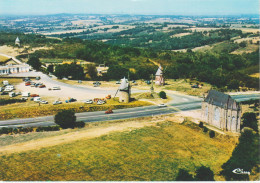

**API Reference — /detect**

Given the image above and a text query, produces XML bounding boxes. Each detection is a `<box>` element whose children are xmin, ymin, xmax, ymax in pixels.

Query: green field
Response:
<box><xmin>0</xmin><ymin>121</ymin><xmax>236</xmax><ymax>181</ymax></box>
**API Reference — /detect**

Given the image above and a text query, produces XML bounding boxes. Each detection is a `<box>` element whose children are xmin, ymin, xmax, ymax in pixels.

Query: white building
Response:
<box><xmin>15</xmin><ymin>37</ymin><xmax>20</xmax><ymax>46</ymax></box>
<box><xmin>0</xmin><ymin>64</ymin><xmax>30</xmax><ymax>75</ymax></box>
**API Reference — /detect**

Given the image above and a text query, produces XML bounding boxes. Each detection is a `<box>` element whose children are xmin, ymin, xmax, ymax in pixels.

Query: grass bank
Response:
<box><xmin>0</xmin><ymin>119</ymin><xmax>236</xmax><ymax>181</ymax></box>
<box><xmin>0</xmin><ymin>99</ymin><xmax>151</xmax><ymax>120</ymax></box>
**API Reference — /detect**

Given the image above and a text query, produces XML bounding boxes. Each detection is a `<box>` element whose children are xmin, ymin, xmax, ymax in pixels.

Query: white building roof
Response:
<box><xmin>15</xmin><ymin>37</ymin><xmax>20</xmax><ymax>43</ymax></box>
<box><xmin>155</xmin><ymin>65</ymin><xmax>163</xmax><ymax>76</ymax></box>
<box><xmin>119</xmin><ymin>77</ymin><xmax>129</xmax><ymax>90</ymax></box>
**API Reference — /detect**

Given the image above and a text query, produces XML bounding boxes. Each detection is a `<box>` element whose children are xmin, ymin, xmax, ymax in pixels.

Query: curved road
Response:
<box><xmin>1</xmin><ymin>71</ymin><xmax>259</xmax><ymax>129</ymax></box>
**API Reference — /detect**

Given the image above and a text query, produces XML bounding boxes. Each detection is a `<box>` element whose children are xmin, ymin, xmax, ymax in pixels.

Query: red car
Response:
<box><xmin>30</xmin><ymin>94</ymin><xmax>39</xmax><ymax>97</ymax></box>
<box><xmin>105</xmin><ymin>109</ymin><xmax>113</xmax><ymax>114</ymax></box>
<box><xmin>25</xmin><ymin>82</ymin><xmax>31</xmax><ymax>86</ymax></box>
<box><xmin>39</xmin><ymin>85</ymin><xmax>46</xmax><ymax>88</ymax></box>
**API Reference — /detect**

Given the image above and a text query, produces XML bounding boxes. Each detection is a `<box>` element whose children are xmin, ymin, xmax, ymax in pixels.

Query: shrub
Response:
<box><xmin>241</xmin><ymin>112</ymin><xmax>258</xmax><ymax>132</ymax></box>
<box><xmin>13</xmin><ymin>128</ymin><xmax>19</xmax><ymax>134</ymax></box>
<box><xmin>209</xmin><ymin>130</ymin><xmax>215</xmax><ymax>138</ymax></box>
<box><xmin>159</xmin><ymin>91</ymin><xmax>167</xmax><ymax>99</ymax></box>
<box><xmin>199</xmin><ymin>121</ymin><xmax>204</xmax><ymax>128</ymax></box>
<box><xmin>221</xmin><ymin>128</ymin><xmax>259</xmax><ymax>181</ymax></box>
<box><xmin>195</xmin><ymin>166</ymin><xmax>215</xmax><ymax>181</ymax></box>
<box><xmin>0</xmin><ymin>127</ymin><xmax>12</xmax><ymax>135</ymax></box>
<box><xmin>175</xmin><ymin>169</ymin><xmax>194</xmax><ymax>181</ymax></box>
<box><xmin>203</xmin><ymin>127</ymin><xmax>208</xmax><ymax>132</ymax></box>
<box><xmin>54</xmin><ymin>110</ymin><xmax>76</xmax><ymax>129</ymax></box>
<box><xmin>75</xmin><ymin>121</ymin><xmax>85</xmax><ymax>128</ymax></box>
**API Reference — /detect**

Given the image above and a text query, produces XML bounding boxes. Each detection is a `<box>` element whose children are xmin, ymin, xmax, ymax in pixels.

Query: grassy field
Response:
<box><xmin>0</xmin><ymin>78</ymin><xmax>23</xmax><ymax>87</ymax></box>
<box><xmin>0</xmin><ymin>120</ymin><xmax>237</xmax><ymax>181</ymax></box>
<box><xmin>57</xmin><ymin>78</ymin><xmax>212</xmax><ymax>97</ymax></box>
<box><xmin>0</xmin><ymin>55</ymin><xmax>10</xmax><ymax>63</ymax></box>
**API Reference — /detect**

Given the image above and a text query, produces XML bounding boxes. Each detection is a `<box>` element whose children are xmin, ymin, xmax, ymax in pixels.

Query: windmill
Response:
<box><xmin>155</xmin><ymin>64</ymin><xmax>168</xmax><ymax>86</ymax></box>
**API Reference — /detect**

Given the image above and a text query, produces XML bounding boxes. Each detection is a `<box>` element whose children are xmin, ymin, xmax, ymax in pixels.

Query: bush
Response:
<box><xmin>175</xmin><ymin>169</ymin><xmax>194</xmax><ymax>181</ymax></box>
<box><xmin>54</xmin><ymin>110</ymin><xmax>76</xmax><ymax>129</ymax></box>
<box><xmin>203</xmin><ymin>127</ymin><xmax>208</xmax><ymax>132</ymax></box>
<box><xmin>75</xmin><ymin>121</ymin><xmax>85</xmax><ymax>128</ymax></box>
<box><xmin>241</xmin><ymin>112</ymin><xmax>258</xmax><ymax>132</ymax></box>
<box><xmin>221</xmin><ymin>128</ymin><xmax>259</xmax><ymax>180</ymax></box>
<box><xmin>199</xmin><ymin>121</ymin><xmax>204</xmax><ymax>128</ymax></box>
<box><xmin>209</xmin><ymin>130</ymin><xmax>215</xmax><ymax>138</ymax></box>
<box><xmin>0</xmin><ymin>127</ymin><xmax>12</xmax><ymax>135</ymax></box>
<box><xmin>195</xmin><ymin>166</ymin><xmax>215</xmax><ymax>181</ymax></box>
<box><xmin>159</xmin><ymin>91</ymin><xmax>167</xmax><ymax>99</ymax></box>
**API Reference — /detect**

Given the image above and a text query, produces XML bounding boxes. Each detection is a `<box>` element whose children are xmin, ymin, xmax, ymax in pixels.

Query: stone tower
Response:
<box><xmin>15</xmin><ymin>37</ymin><xmax>20</xmax><ymax>46</ymax></box>
<box><xmin>118</xmin><ymin>77</ymin><xmax>130</xmax><ymax>103</ymax></box>
<box><xmin>155</xmin><ymin>65</ymin><xmax>164</xmax><ymax>86</ymax></box>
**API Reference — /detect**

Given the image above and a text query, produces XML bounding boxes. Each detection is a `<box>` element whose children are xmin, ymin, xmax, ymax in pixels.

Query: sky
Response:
<box><xmin>0</xmin><ymin>0</ymin><xmax>259</xmax><ymax>16</ymax></box>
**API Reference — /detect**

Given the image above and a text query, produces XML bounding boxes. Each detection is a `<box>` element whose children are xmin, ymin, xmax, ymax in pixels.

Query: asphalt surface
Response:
<box><xmin>0</xmin><ymin>93</ymin><xmax>259</xmax><ymax>129</ymax></box>
<box><xmin>1</xmin><ymin>71</ymin><xmax>259</xmax><ymax>129</ymax></box>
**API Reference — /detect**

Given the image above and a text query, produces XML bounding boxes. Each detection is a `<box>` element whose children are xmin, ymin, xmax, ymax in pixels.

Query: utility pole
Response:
<box><xmin>150</xmin><ymin>74</ymin><xmax>154</xmax><ymax>93</ymax></box>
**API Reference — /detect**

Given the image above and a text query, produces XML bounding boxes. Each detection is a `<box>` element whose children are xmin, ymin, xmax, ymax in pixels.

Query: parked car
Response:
<box><xmin>158</xmin><ymin>104</ymin><xmax>167</xmax><ymax>107</ymax></box>
<box><xmin>105</xmin><ymin>109</ymin><xmax>113</xmax><ymax>114</ymax></box>
<box><xmin>35</xmin><ymin>76</ymin><xmax>41</xmax><ymax>80</ymax></box>
<box><xmin>33</xmin><ymin>97</ymin><xmax>41</xmax><ymax>102</ymax></box>
<box><xmin>20</xmin><ymin>97</ymin><xmax>28</xmax><ymax>101</ymax></box>
<box><xmin>40</xmin><ymin>100</ymin><xmax>48</xmax><ymax>104</ymax></box>
<box><xmin>116</xmin><ymin>81</ymin><xmax>121</xmax><ymax>84</ymax></box>
<box><xmin>53</xmin><ymin>100</ymin><xmax>62</xmax><ymax>105</ymax></box>
<box><xmin>191</xmin><ymin>85</ymin><xmax>199</xmax><ymax>88</ymax></box>
<box><xmin>106</xmin><ymin>95</ymin><xmax>111</xmax><ymax>99</ymax></box>
<box><xmin>30</xmin><ymin>94</ymin><xmax>39</xmax><ymax>97</ymax></box>
<box><xmin>84</xmin><ymin>99</ymin><xmax>93</xmax><ymax>104</ymax></box>
<box><xmin>25</xmin><ymin>82</ymin><xmax>31</xmax><ymax>86</ymax></box>
<box><xmin>3</xmin><ymin>80</ymin><xmax>9</xmax><ymax>86</ymax></box>
<box><xmin>52</xmin><ymin>86</ymin><xmax>61</xmax><ymax>90</ymax></box>
<box><xmin>1</xmin><ymin>92</ymin><xmax>8</xmax><ymax>95</ymax></box>
<box><xmin>9</xmin><ymin>92</ymin><xmax>16</xmax><ymax>97</ymax></box>
<box><xmin>132</xmin><ymin>80</ymin><xmax>136</xmax><ymax>83</ymax></box>
<box><xmin>23</xmin><ymin>77</ymin><xmax>30</xmax><ymax>82</ymax></box>
<box><xmin>97</xmin><ymin>100</ymin><xmax>105</xmax><ymax>105</ymax></box>
<box><xmin>22</xmin><ymin>92</ymin><xmax>30</xmax><ymax>97</ymax></box>
<box><xmin>65</xmin><ymin>98</ymin><xmax>77</xmax><ymax>103</ymax></box>
<box><xmin>39</xmin><ymin>85</ymin><xmax>46</xmax><ymax>88</ymax></box>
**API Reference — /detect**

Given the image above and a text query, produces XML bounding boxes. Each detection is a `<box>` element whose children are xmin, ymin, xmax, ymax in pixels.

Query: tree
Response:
<box><xmin>241</xmin><ymin>112</ymin><xmax>258</xmax><ymax>132</ymax></box>
<box><xmin>85</xmin><ymin>64</ymin><xmax>97</xmax><ymax>80</ymax></box>
<box><xmin>209</xmin><ymin>130</ymin><xmax>215</xmax><ymax>138</ymax></box>
<box><xmin>54</xmin><ymin>63</ymin><xmax>85</xmax><ymax>80</ymax></box>
<box><xmin>221</xmin><ymin>128</ymin><xmax>259</xmax><ymax>181</ymax></box>
<box><xmin>159</xmin><ymin>91</ymin><xmax>167</xmax><ymax>99</ymax></box>
<box><xmin>195</xmin><ymin>166</ymin><xmax>215</xmax><ymax>181</ymax></box>
<box><xmin>228</xmin><ymin>79</ymin><xmax>240</xmax><ymax>90</ymax></box>
<box><xmin>47</xmin><ymin>64</ymin><xmax>54</xmax><ymax>73</ymax></box>
<box><xmin>175</xmin><ymin>169</ymin><xmax>194</xmax><ymax>181</ymax></box>
<box><xmin>27</xmin><ymin>56</ymin><xmax>41</xmax><ymax>71</ymax></box>
<box><xmin>54</xmin><ymin>110</ymin><xmax>76</xmax><ymax>129</ymax></box>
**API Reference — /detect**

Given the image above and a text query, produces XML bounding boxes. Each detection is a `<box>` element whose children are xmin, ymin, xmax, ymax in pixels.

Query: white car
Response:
<box><xmin>158</xmin><ymin>104</ymin><xmax>167</xmax><ymax>107</ymax></box>
<box><xmin>53</xmin><ymin>100</ymin><xmax>62</xmax><ymax>105</ymax></box>
<box><xmin>40</xmin><ymin>100</ymin><xmax>48</xmax><ymax>104</ymax></box>
<box><xmin>52</xmin><ymin>86</ymin><xmax>61</xmax><ymax>90</ymax></box>
<box><xmin>84</xmin><ymin>99</ymin><xmax>93</xmax><ymax>104</ymax></box>
<box><xmin>97</xmin><ymin>100</ymin><xmax>105</xmax><ymax>105</ymax></box>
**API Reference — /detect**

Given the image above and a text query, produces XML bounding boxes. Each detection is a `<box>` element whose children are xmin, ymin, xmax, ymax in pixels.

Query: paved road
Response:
<box><xmin>0</xmin><ymin>93</ymin><xmax>259</xmax><ymax>129</ymax></box>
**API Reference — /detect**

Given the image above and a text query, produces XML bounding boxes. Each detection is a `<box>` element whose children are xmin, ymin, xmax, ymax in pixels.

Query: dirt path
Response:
<box><xmin>0</xmin><ymin>120</ymin><xmax>159</xmax><ymax>155</ymax></box>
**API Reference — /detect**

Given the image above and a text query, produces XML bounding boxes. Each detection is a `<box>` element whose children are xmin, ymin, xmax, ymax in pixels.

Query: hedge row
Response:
<box><xmin>0</xmin><ymin>99</ymin><xmax>26</xmax><ymax>106</ymax></box>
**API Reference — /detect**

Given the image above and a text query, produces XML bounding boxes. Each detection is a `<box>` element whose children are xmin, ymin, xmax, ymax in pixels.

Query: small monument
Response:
<box><xmin>118</xmin><ymin>77</ymin><xmax>130</xmax><ymax>103</ymax></box>
<box><xmin>155</xmin><ymin>65</ymin><xmax>164</xmax><ymax>85</ymax></box>
<box><xmin>15</xmin><ymin>37</ymin><xmax>20</xmax><ymax>46</ymax></box>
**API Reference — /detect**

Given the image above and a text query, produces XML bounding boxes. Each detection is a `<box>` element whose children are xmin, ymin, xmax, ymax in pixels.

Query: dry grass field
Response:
<box><xmin>0</xmin><ymin>55</ymin><xmax>10</xmax><ymax>63</ymax></box>
<box><xmin>0</xmin><ymin>118</ymin><xmax>237</xmax><ymax>181</ymax></box>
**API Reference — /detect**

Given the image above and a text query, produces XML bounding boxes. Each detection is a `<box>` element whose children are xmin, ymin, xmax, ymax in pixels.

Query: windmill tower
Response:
<box><xmin>15</xmin><ymin>37</ymin><xmax>20</xmax><ymax>46</ymax></box>
<box><xmin>118</xmin><ymin>77</ymin><xmax>130</xmax><ymax>103</ymax></box>
<box><xmin>155</xmin><ymin>65</ymin><xmax>164</xmax><ymax>86</ymax></box>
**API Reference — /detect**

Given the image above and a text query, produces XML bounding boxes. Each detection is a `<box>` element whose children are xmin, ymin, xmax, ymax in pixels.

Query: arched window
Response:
<box><xmin>214</xmin><ymin>107</ymin><xmax>220</xmax><ymax>122</ymax></box>
<box><xmin>205</xmin><ymin>105</ymin><xmax>208</xmax><ymax>117</ymax></box>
